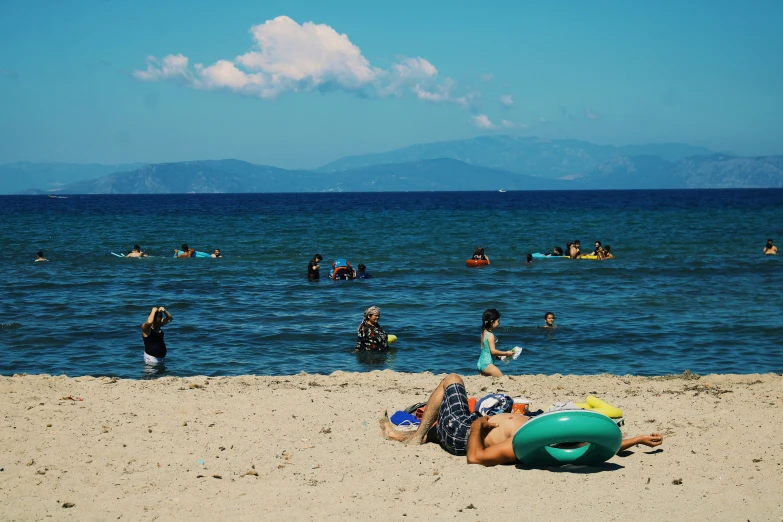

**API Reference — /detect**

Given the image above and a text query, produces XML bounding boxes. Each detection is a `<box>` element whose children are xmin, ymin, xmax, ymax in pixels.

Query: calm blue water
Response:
<box><xmin>1</xmin><ymin>190</ymin><xmax>781</xmax><ymax>379</ymax></box>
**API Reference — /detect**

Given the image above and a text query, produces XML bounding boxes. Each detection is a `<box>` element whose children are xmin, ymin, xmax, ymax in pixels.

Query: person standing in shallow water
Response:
<box><xmin>764</xmin><ymin>239</ymin><xmax>777</xmax><ymax>255</ymax></box>
<box><xmin>477</xmin><ymin>309</ymin><xmax>515</xmax><ymax>377</ymax></box>
<box><xmin>356</xmin><ymin>306</ymin><xmax>389</xmax><ymax>351</ymax></box>
<box><xmin>308</xmin><ymin>254</ymin><xmax>323</xmax><ymax>280</ymax></box>
<box><xmin>142</xmin><ymin>306</ymin><xmax>172</xmax><ymax>365</ymax></box>
<box><xmin>35</xmin><ymin>251</ymin><xmax>49</xmax><ymax>262</ymax></box>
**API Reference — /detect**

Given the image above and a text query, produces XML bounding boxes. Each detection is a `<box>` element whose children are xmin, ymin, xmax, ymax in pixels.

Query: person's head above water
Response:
<box><xmin>37</xmin><ymin>251</ymin><xmax>44</xmax><ymax>258</ymax></box>
<box><xmin>482</xmin><ymin>308</ymin><xmax>500</xmax><ymax>331</ymax></box>
<box><xmin>526</xmin><ymin>253</ymin><xmax>533</xmax><ymax>263</ymax></box>
<box><xmin>473</xmin><ymin>247</ymin><xmax>485</xmax><ymax>257</ymax></box>
<box><xmin>767</xmin><ymin>239</ymin><xmax>774</xmax><ymax>246</ymax></box>
<box><xmin>363</xmin><ymin>306</ymin><xmax>381</xmax><ymax>322</ymax></box>
<box><xmin>544</xmin><ymin>311</ymin><xmax>555</xmax><ymax>326</ymax></box>
<box><xmin>553</xmin><ymin>246</ymin><xmax>563</xmax><ymax>255</ymax></box>
<box><xmin>358</xmin><ymin>263</ymin><xmax>367</xmax><ymax>272</ymax></box>
<box><xmin>133</xmin><ymin>245</ymin><xmax>141</xmax><ymax>252</ymax></box>
<box><xmin>181</xmin><ymin>244</ymin><xmax>189</xmax><ymax>252</ymax></box>
<box><xmin>313</xmin><ymin>253</ymin><xmax>323</xmax><ymax>262</ymax></box>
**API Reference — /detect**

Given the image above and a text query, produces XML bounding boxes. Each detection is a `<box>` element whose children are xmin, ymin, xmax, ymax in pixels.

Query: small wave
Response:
<box><xmin>0</xmin><ymin>323</ymin><xmax>22</xmax><ymax>330</ymax></box>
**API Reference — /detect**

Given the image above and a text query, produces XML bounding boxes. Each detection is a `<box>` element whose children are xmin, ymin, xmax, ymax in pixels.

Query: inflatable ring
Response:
<box><xmin>512</xmin><ymin>410</ymin><xmax>622</xmax><ymax>467</ymax></box>
<box><xmin>466</xmin><ymin>259</ymin><xmax>489</xmax><ymax>267</ymax></box>
<box><xmin>575</xmin><ymin>396</ymin><xmax>624</xmax><ymax>419</ymax></box>
<box><xmin>387</xmin><ymin>334</ymin><xmax>397</xmax><ymax>345</ymax></box>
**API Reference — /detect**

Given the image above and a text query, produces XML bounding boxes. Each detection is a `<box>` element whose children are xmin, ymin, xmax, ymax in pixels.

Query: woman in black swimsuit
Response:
<box><xmin>141</xmin><ymin>306</ymin><xmax>172</xmax><ymax>364</ymax></box>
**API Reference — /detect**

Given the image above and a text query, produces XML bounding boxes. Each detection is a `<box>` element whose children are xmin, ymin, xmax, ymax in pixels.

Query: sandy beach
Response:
<box><xmin>1</xmin><ymin>371</ymin><xmax>781</xmax><ymax>521</ymax></box>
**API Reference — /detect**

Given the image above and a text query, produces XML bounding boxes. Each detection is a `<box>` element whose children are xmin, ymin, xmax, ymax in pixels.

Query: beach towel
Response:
<box><xmin>546</xmin><ymin>401</ymin><xmax>583</xmax><ymax>413</ymax></box>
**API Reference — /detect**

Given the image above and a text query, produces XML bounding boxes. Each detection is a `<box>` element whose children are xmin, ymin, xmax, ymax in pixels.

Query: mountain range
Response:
<box><xmin>4</xmin><ymin>136</ymin><xmax>782</xmax><ymax>194</ymax></box>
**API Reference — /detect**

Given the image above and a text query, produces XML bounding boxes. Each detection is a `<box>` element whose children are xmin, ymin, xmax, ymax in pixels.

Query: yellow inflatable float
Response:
<box><xmin>575</xmin><ymin>396</ymin><xmax>623</xmax><ymax>418</ymax></box>
<box><xmin>387</xmin><ymin>334</ymin><xmax>397</xmax><ymax>345</ymax></box>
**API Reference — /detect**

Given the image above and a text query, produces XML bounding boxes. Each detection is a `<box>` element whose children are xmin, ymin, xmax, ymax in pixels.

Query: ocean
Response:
<box><xmin>1</xmin><ymin>189</ymin><xmax>781</xmax><ymax>379</ymax></box>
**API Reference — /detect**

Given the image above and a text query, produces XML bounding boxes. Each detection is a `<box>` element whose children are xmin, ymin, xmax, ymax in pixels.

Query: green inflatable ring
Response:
<box><xmin>512</xmin><ymin>410</ymin><xmax>622</xmax><ymax>467</ymax></box>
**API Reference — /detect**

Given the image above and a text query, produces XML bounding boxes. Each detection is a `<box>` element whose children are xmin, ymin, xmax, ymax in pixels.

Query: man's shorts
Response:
<box><xmin>436</xmin><ymin>383</ymin><xmax>480</xmax><ymax>456</ymax></box>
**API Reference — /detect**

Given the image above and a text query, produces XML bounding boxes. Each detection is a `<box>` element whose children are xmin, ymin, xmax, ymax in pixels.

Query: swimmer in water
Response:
<box><xmin>472</xmin><ymin>247</ymin><xmax>490</xmax><ymax>264</ymax></box>
<box><xmin>211</xmin><ymin>249</ymin><xmax>222</xmax><ymax>258</ymax></box>
<box><xmin>126</xmin><ymin>245</ymin><xmax>146</xmax><ymax>258</ymax></box>
<box><xmin>764</xmin><ymin>239</ymin><xmax>777</xmax><ymax>255</ymax></box>
<box><xmin>603</xmin><ymin>245</ymin><xmax>615</xmax><ymax>259</ymax></box>
<box><xmin>591</xmin><ymin>241</ymin><xmax>605</xmax><ymax>259</ymax></box>
<box><xmin>174</xmin><ymin>244</ymin><xmax>195</xmax><ymax>258</ymax></box>
<box><xmin>569</xmin><ymin>240</ymin><xmax>582</xmax><ymax>259</ymax></box>
<box><xmin>35</xmin><ymin>251</ymin><xmax>49</xmax><ymax>262</ymax></box>
<box><xmin>357</xmin><ymin>263</ymin><xmax>372</xmax><ymax>279</ymax></box>
<box><xmin>542</xmin><ymin>311</ymin><xmax>556</xmax><ymax>328</ymax></box>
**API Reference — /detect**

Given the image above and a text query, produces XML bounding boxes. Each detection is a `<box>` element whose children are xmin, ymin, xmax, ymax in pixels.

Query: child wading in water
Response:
<box><xmin>477</xmin><ymin>309</ymin><xmax>515</xmax><ymax>377</ymax></box>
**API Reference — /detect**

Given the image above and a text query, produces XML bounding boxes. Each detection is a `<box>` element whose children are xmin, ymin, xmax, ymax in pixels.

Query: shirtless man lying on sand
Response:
<box><xmin>381</xmin><ymin>374</ymin><xmax>663</xmax><ymax>466</ymax></box>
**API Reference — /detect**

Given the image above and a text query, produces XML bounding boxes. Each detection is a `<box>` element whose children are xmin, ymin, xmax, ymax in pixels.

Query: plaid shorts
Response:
<box><xmin>436</xmin><ymin>383</ymin><xmax>480</xmax><ymax>456</ymax></box>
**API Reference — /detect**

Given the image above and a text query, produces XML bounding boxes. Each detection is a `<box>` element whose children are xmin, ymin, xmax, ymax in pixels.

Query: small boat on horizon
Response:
<box><xmin>499</xmin><ymin>188</ymin><xmax>507</xmax><ymax>193</ymax></box>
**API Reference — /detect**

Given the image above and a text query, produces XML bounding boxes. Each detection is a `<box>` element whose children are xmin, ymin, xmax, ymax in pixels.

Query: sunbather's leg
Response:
<box><xmin>380</xmin><ymin>374</ymin><xmax>464</xmax><ymax>446</ymax></box>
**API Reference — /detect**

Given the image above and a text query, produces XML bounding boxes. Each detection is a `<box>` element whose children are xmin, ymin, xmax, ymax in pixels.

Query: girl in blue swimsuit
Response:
<box><xmin>477</xmin><ymin>309</ymin><xmax>515</xmax><ymax>377</ymax></box>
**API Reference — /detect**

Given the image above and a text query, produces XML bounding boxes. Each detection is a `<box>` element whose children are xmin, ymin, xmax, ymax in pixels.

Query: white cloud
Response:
<box><xmin>472</xmin><ymin>114</ymin><xmax>496</xmax><ymax>129</ymax></box>
<box><xmin>133</xmin><ymin>54</ymin><xmax>193</xmax><ymax>82</ymax></box>
<box><xmin>499</xmin><ymin>94</ymin><xmax>513</xmax><ymax>108</ymax></box>
<box><xmin>501</xmin><ymin>119</ymin><xmax>528</xmax><ymax>129</ymax></box>
<box><xmin>133</xmin><ymin>16</ymin><xmax>470</xmax><ymax>106</ymax></box>
<box><xmin>479</xmin><ymin>73</ymin><xmax>494</xmax><ymax>82</ymax></box>
<box><xmin>539</xmin><ymin>116</ymin><xmax>548</xmax><ymax>124</ymax></box>
<box><xmin>585</xmin><ymin>107</ymin><xmax>601</xmax><ymax>120</ymax></box>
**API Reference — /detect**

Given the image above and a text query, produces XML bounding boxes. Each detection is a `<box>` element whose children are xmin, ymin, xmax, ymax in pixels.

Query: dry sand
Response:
<box><xmin>1</xmin><ymin>371</ymin><xmax>781</xmax><ymax>521</ymax></box>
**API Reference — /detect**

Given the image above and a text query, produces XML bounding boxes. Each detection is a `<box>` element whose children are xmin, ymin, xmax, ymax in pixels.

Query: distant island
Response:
<box><xmin>3</xmin><ymin>136</ymin><xmax>782</xmax><ymax>194</ymax></box>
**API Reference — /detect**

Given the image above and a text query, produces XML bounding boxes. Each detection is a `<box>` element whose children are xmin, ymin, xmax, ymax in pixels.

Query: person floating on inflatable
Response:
<box><xmin>174</xmin><ymin>244</ymin><xmax>195</xmax><ymax>258</ymax></box>
<box><xmin>473</xmin><ymin>247</ymin><xmax>490</xmax><ymax>263</ymax></box>
<box><xmin>466</xmin><ymin>247</ymin><xmax>490</xmax><ymax>267</ymax></box>
<box><xmin>330</xmin><ymin>258</ymin><xmax>356</xmax><ymax>280</ymax></box>
<box><xmin>380</xmin><ymin>374</ymin><xmax>664</xmax><ymax>466</ymax></box>
<box><xmin>126</xmin><ymin>245</ymin><xmax>147</xmax><ymax>258</ymax></box>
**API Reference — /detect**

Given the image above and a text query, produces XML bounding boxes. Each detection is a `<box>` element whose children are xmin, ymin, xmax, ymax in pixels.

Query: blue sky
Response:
<box><xmin>1</xmin><ymin>0</ymin><xmax>781</xmax><ymax>168</ymax></box>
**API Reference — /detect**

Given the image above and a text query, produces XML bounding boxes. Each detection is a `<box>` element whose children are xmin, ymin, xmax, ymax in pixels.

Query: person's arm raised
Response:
<box><xmin>158</xmin><ymin>306</ymin><xmax>172</xmax><ymax>325</ymax></box>
<box><xmin>466</xmin><ymin>417</ymin><xmax>517</xmax><ymax>466</ymax></box>
<box><xmin>141</xmin><ymin>307</ymin><xmax>158</xmax><ymax>335</ymax></box>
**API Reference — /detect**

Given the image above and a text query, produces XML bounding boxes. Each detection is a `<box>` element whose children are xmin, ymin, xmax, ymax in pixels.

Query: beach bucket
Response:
<box><xmin>512</xmin><ymin>397</ymin><xmax>531</xmax><ymax>414</ymax></box>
